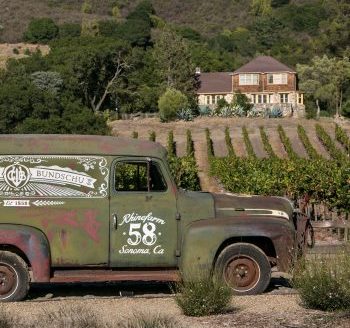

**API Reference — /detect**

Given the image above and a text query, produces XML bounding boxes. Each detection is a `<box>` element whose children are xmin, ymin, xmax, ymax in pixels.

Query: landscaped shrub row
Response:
<box><xmin>278</xmin><ymin>125</ymin><xmax>298</xmax><ymax>160</ymax></box>
<box><xmin>335</xmin><ymin>124</ymin><xmax>350</xmax><ymax>155</ymax></box>
<box><xmin>224</xmin><ymin>127</ymin><xmax>236</xmax><ymax>157</ymax></box>
<box><xmin>242</xmin><ymin>126</ymin><xmax>256</xmax><ymax>158</ymax></box>
<box><xmin>297</xmin><ymin>125</ymin><xmax>320</xmax><ymax>160</ymax></box>
<box><xmin>315</xmin><ymin>124</ymin><xmax>347</xmax><ymax>162</ymax></box>
<box><xmin>259</xmin><ymin>126</ymin><xmax>276</xmax><ymax>158</ymax></box>
<box><xmin>210</xmin><ymin>156</ymin><xmax>350</xmax><ymax>211</ymax></box>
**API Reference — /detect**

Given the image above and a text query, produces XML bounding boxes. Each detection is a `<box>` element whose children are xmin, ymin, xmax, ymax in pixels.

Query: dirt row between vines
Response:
<box><xmin>110</xmin><ymin>117</ymin><xmax>350</xmax><ymax>193</ymax></box>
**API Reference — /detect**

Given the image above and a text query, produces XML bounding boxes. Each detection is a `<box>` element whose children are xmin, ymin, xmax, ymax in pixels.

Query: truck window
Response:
<box><xmin>115</xmin><ymin>161</ymin><xmax>167</xmax><ymax>192</ymax></box>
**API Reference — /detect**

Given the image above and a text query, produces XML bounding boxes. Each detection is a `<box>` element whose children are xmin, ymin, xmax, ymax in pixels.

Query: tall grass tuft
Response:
<box><xmin>293</xmin><ymin>252</ymin><xmax>350</xmax><ymax>311</ymax></box>
<box><xmin>175</xmin><ymin>270</ymin><xmax>232</xmax><ymax>317</ymax></box>
<box><xmin>119</xmin><ymin>312</ymin><xmax>182</xmax><ymax>328</ymax></box>
<box><xmin>40</xmin><ymin>305</ymin><xmax>103</xmax><ymax>328</ymax></box>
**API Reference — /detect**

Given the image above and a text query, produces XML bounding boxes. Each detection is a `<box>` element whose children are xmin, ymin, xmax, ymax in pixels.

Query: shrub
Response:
<box><xmin>278</xmin><ymin>125</ymin><xmax>298</xmax><ymax>160</ymax></box>
<box><xmin>259</xmin><ymin>126</ymin><xmax>276</xmax><ymax>158</ymax></box>
<box><xmin>175</xmin><ymin>270</ymin><xmax>232</xmax><ymax>317</ymax></box>
<box><xmin>293</xmin><ymin>253</ymin><xmax>350</xmax><ymax>311</ymax></box>
<box><xmin>119</xmin><ymin>312</ymin><xmax>181</xmax><ymax>328</ymax></box>
<box><xmin>132</xmin><ymin>131</ymin><xmax>138</xmax><ymax>139</ymax></box>
<box><xmin>12</xmin><ymin>48</ymin><xmax>19</xmax><ymax>55</ymax></box>
<box><xmin>158</xmin><ymin>89</ymin><xmax>189</xmax><ymax>122</ymax></box>
<box><xmin>23</xmin><ymin>18</ymin><xmax>59</xmax><ymax>43</ymax></box>
<box><xmin>177</xmin><ymin>108</ymin><xmax>193</xmax><ymax>121</ymax></box>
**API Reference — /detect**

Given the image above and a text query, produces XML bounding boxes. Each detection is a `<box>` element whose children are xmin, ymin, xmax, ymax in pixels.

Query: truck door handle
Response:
<box><xmin>113</xmin><ymin>214</ymin><xmax>118</xmax><ymax>229</ymax></box>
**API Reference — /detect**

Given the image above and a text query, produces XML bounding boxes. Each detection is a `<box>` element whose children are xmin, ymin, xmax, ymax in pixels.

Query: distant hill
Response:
<box><xmin>0</xmin><ymin>0</ymin><xmax>320</xmax><ymax>42</ymax></box>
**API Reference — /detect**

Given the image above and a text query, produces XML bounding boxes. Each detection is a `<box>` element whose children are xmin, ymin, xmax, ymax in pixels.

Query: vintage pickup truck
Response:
<box><xmin>0</xmin><ymin>135</ymin><xmax>309</xmax><ymax>301</ymax></box>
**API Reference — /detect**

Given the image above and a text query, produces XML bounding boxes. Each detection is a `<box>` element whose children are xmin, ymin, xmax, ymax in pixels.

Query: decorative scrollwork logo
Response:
<box><xmin>3</xmin><ymin>163</ymin><xmax>31</xmax><ymax>188</ymax></box>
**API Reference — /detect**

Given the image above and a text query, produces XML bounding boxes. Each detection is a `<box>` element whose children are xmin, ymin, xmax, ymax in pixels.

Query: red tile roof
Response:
<box><xmin>197</xmin><ymin>72</ymin><xmax>232</xmax><ymax>94</ymax></box>
<box><xmin>233</xmin><ymin>56</ymin><xmax>295</xmax><ymax>74</ymax></box>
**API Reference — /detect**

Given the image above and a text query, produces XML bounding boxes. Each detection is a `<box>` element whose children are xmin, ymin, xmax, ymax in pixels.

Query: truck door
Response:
<box><xmin>109</xmin><ymin>157</ymin><xmax>178</xmax><ymax>267</ymax></box>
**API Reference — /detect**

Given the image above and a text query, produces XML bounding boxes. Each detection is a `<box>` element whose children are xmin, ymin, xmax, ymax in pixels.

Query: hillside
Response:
<box><xmin>0</xmin><ymin>0</ymin><xmax>331</xmax><ymax>42</ymax></box>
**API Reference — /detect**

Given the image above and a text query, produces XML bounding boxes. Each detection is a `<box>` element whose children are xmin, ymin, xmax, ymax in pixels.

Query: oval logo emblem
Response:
<box><xmin>3</xmin><ymin>164</ymin><xmax>31</xmax><ymax>188</ymax></box>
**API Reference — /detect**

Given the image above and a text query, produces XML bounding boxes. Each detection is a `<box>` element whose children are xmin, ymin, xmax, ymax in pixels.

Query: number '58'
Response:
<box><xmin>127</xmin><ymin>222</ymin><xmax>157</xmax><ymax>246</ymax></box>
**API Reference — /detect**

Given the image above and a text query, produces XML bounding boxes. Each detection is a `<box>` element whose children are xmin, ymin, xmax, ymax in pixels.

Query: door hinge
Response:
<box><xmin>176</xmin><ymin>213</ymin><xmax>181</xmax><ymax>221</ymax></box>
<box><xmin>175</xmin><ymin>250</ymin><xmax>181</xmax><ymax>257</ymax></box>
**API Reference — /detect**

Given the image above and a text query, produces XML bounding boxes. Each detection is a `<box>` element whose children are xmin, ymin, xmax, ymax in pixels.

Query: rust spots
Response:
<box><xmin>82</xmin><ymin>210</ymin><xmax>101</xmax><ymax>243</ymax></box>
<box><xmin>60</xmin><ymin>229</ymin><xmax>68</xmax><ymax>248</ymax></box>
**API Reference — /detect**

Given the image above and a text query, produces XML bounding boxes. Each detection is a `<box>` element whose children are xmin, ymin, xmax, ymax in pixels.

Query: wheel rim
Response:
<box><xmin>224</xmin><ymin>255</ymin><xmax>261</xmax><ymax>292</ymax></box>
<box><xmin>0</xmin><ymin>263</ymin><xmax>17</xmax><ymax>298</ymax></box>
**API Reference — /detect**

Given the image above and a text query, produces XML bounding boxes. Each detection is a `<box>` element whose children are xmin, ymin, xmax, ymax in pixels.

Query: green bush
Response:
<box><xmin>131</xmin><ymin>131</ymin><xmax>138</xmax><ymax>139</ymax></box>
<box><xmin>158</xmin><ymin>89</ymin><xmax>188</xmax><ymax>122</ymax></box>
<box><xmin>205</xmin><ymin>128</ymin><xmax>214</xmax><ymax>158</ymax></box>
<box><xmin>242</xmin><ymin>126</ymin><xmax>256</xmax><ymax>158</ymax></box>
<box><xmin>186</xmin><ymin>129</ymin><xmax>194</xmax><ymax>157</ymax></box>
<box><xmin>168</xmin><ymin>156</ymin><xmax>200</xmax><ymax>191</ymax></box>
<box><xmin>175</xmin><ymin>270</ymin><xmax>232</xmax><ymax>317</ymax></box>
<box><xmin>293</xmin><ymin>253</ymin><xmax>350</xmax><ymax>311</ymax></box>
<box><xmin>225</xmin><ymin>126</ymin><xmax>235</xmax><ymax>157</ymax></box>
<box><xmin>23</xmin><ymin>18</ymin><xmax>59</xmax><ymax>43</ymax></box>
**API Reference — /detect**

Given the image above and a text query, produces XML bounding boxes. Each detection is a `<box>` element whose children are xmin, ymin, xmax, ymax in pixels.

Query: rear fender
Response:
<box><xmin>0</xmin><ymin>224</ymin><xmax>50</xmax><ymax>282</ymax></box>
<box><xmin>180</xmin><ymin>216</ymin><xmax>295</xmax><ymax>275</ymax></box>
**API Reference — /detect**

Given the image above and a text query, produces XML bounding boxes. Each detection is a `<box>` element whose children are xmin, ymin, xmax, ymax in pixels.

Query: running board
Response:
<box><xmin>50</xmin><ymin>269</ymin><xmax>179</xmax><ymax>283</ymax></box>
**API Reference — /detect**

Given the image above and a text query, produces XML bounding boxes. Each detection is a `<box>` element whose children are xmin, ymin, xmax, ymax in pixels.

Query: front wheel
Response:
<box><xmin>0</xmin><ymin>251</ymin><xmax>29</xmax><ymax>302</ymax></box>
<box><xmin>215</xmin><ymin>243</ymin><xmax>271</xmax><ymax>295</ymax></box>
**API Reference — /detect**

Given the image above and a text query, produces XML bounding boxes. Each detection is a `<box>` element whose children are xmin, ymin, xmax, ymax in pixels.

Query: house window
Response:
<box><xmin>267</xmin><ymin>73</ymin><xmax>288</xmax><ymax>85</ymax></box>
<box><xmin>257</xmin><ymin>94</ymin><xmax>268</xmax><ymax>103</ymax></box>
<box><xmin>298</xmin><ymin>93</ymin><xmax>303</xmax><ymax>104</ymax></box>
<box><xmin>239</xmin><ymin>74</ymin><xmax>259</xmax><ymax>85</ymax></box>
<box><xmin>206</xmin><ymin>96</ymin><xmax>210</xmax><ymax>105</ymax></box>
<box><xmin>280</xmin><ymin>93</ymin><xmax>289</xmax><ymax>103</ymax></box>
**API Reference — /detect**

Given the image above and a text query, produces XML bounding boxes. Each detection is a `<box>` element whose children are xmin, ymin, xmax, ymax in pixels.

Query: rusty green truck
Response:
<box><xmin>0</xmin><ymin>135</ymin><xmax>308</xmax><ymax>301</ymax></box>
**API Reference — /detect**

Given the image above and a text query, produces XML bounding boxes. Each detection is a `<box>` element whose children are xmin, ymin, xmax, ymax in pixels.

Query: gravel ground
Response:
<box><xmin>2</xmin><ymin>292</ymin><xmax>349</xmax><ymax>328</ymax></box>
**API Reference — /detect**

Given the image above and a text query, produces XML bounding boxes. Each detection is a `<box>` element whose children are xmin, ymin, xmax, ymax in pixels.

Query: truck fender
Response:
<box><xmin>0</xmin><ymin>224</ymin><xmax>50</xmax><ymax>282</ymax></box>
<box><xmin>179</xmin><ymin>216</ymin><xmax>295</xmax><ymax>275</ymax></box>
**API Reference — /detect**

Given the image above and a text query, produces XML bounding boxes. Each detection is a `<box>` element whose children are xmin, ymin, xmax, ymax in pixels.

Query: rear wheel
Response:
<box><xmin>0</xmin><ymin>251</ymin><xmax>29</xmax><ymax>302</ymax></box>
<box><xmin>215</xmin><ymin>243</ymin><xmax>271</xmax><ymax>295</ymax></box>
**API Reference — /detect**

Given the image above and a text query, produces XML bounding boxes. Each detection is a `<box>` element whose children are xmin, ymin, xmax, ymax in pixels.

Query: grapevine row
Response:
<box><xmin>335</xmin><ymin>124</ymin><xmax>350</xmax><ymax>155</ymax></box>
<box><xmin>224</xmin><ymin>127</ymin><xmax>236</xmax><ymax>157</ymax></box>
<box><xmin>242</xmin><ymin>126</ymin><xmax>256</xmax><ymax>158</ymax></box>
<box><xmin>315</xmin><ymin>124</ymin><xmax>347</xmax><ymax>162</ymax></box>
<box><xmin>278</xmin><ymin>125</ymin><xmax>298</xmax><ymax>160</ymax></box>
<box><xmin>297</xmin><ymin>125</ymin><xmax>320</xmax><ymax>160</ymax></box>
<box><xmin>259</xmin><ymin>126</ymin><xmax>276</xmax><ymax>158</ymax></box>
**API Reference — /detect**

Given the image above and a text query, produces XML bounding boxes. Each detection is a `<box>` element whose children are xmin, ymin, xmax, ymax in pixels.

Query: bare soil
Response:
<box><xmin>0</xmin><ymin>43</ymin><xmax>49</xmax><ymax>68</ymax></box>
<box><xmin>2</xmin><ymin>290</ymin><xmax>349</xmax><ymax>328</ymax></box>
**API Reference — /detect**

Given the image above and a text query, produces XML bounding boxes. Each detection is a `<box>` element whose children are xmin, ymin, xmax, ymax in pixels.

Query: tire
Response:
<box><xmin>215</xmin><ymin>243</ymin><xmax>271</xmax><ymax>295</ymax></box>
<box><xmin>0</xmin><ymin>251</ymin><xmax>29</xmax><ymax>302</ymax></box>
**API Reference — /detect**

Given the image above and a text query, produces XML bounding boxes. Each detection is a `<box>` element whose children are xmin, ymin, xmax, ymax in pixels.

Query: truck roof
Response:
<box><xmin>0</xmin><ymin>134</ymin><xmax>167</xmax><ymax>158</ymax></box>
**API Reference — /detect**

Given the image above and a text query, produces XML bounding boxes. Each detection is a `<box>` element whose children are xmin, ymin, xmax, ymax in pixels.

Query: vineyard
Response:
<box><xmin>111</xmin><ymin>118</ymin><xmax>350</xmax><ymax>215</ymax></box>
